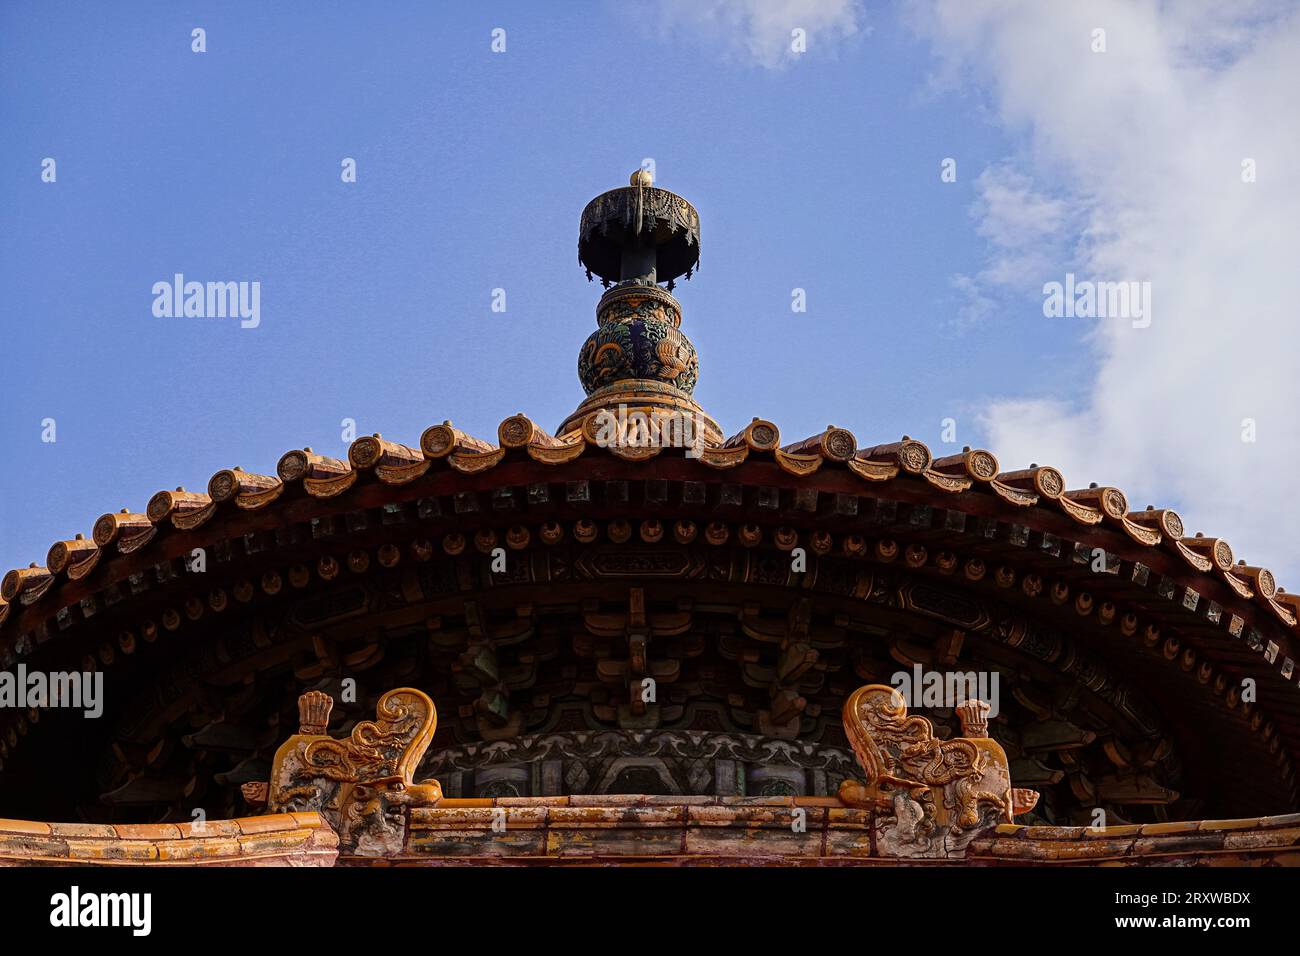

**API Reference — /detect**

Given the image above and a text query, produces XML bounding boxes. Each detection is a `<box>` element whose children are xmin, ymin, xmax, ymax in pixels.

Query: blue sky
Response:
<box><xmin>3</xmin><ymin>1</ymin><xmax>1297</xmax><ymax>581</ymax></box>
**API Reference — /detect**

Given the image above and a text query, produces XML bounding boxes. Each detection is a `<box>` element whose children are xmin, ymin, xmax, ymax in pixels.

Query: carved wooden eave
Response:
<box><xmin>0</xmin><ymin>413</ymin><xmax>1297</xmax><ymax>821</ymax></box>
<box><xmin>5</xmin><ymin>415</ymin><xmax>1298</xmax><ymax>658</ymax></box>
<box><xmin>7</xmin><ymin>415</ymin><xmax>1299</xmax><ymax>649</ymax></box>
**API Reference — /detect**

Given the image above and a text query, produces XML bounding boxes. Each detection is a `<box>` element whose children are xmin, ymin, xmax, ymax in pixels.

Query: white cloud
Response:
<box><xmin>953</xmin><ymin>164</ymin><xmax>1078</xmax><ymax>325</ymax></box>
<box><xmin>651</xmin><ymin>0</ymin><xmax>864</xmax><ymax>68</ymax></box>
<box><xmin>914</xmin><ymin>0</ymin><xmax>1300</xmax><ymax>579</ymax></box>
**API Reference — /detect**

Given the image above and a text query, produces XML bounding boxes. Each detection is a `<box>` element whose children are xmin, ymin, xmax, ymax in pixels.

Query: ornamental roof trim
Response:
<box><xmin>2</xmin><ymin>411</ymin><xmax>1295</xmax><ymax>641</ymax></box>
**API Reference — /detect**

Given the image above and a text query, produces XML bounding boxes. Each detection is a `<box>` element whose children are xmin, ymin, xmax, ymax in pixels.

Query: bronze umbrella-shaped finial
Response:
<box><xmin>578</xmin><ymin>168</ymin><xmax>700</xmax><ymax>290</ymax></box>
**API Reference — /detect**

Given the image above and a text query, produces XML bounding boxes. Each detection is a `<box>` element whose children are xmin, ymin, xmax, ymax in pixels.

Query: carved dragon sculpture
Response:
<box><xmin>263</xmin><ymin>687</ymin><xmax>442</xmax><ymax>855</ymax></box>
<box><xmin>839</xmin><ymin>684</ymin><xmax>1038</xmax><ymax>855</ymax></box>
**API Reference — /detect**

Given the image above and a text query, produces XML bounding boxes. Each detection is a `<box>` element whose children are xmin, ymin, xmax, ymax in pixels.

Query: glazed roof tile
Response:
<box><xmin>1</xmin><ymin>413</ymin><xmax>1296</xmax><ymax>638</ymax></box>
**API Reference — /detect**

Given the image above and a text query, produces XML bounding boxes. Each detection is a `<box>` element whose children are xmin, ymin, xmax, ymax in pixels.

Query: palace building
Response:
<box><xmin>1</xmin><ymin>172</ymin><xmax>1297</xmax><ymax>866</ymax></box>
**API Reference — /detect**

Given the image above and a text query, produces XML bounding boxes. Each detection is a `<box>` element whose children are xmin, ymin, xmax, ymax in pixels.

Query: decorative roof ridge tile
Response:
<box><xmin>420</xmin><ymin>421</ymin><xmax>495</xmax><ymax>459</ymax></box>
<box><xmin>931</xmin><ymin>447</ymin><xmax>999</xmax><ymax>483</ymax></box>
<box><xmin>276</xmin><ymin>447</ymin><xmax>349</xmax><ymax>484</ymax></box>
<box><xmin>46</xmin><ymin>534</ymin><xmax>99</xmax><ymax>580</ymax></box>
<box><xmin>1063</xmin><ymin>484</ymin><xmax>1164</xmax><ymax>544</ymax></box>
<box><xmin>527</xmin><ymin>432</ymin><xmax>585</xmax><ymax>464</ymax></box>
<box><xmin>1</xmin><ymin>564</ymin><xmax>53</xmax><ymax>605</ymax></box>
<box><xmin>1064</xmin><ymin>484</ymin><xmax>1127</xmax><ymax>520</ymax></box>
<box><xmin>996</xmin><ymin>464</ymin><xmax>1064</xmax><ymax>499</ymax></box>
<box><xmin>782</xmin><ymin>425</ymin><xmax>857</xmax><ymax>462</ymax></box>
<box><xmin>698</xmin><ymin>444</ymin><xmax>747</xmax><ymax>468</ymax></box>
<box><xmin>1182</xmin><ymin>534</ymin><xmax>1234</xmax><ymax>570</ymax></box>
<box><xmin>93</xmin><ymin>508</ymin><xmax>156</xmax><ymax>551</ymax></box>
<box><xmin>858</xmin><ymin>436</ymin><xmax>931</xmax><ymax>474</ymax></box>
<box><xmin>846</xmin><ymin>456</ymin><xmax>896</xmax><ymax>481</ymax></box>
<box><xmin>1</xmin><ymin>415</ymin><xmax>1294</xmax><ymax>643</ymax></box>
<box><xmin>347</xmin><ymin>433</ymin><xmax>427</xmax><ymax>484</ymax></box>
<box><xmin>449</xmin><ymin>447</ymin><xmax>508</xmax><ymax>473</ymax></box>
<box><xmin>146</xmin><ymin>487</ymin><xmax>212</xmax><ymax>526</ymax></box>
<box><xmin>921</xmin><ymin>469</ymin><xmax>971</xmax><ymax>493</ymax></box>
<box><xmin>498</xmin><ymin>413</ymin><xmax>563</xmax><ymax>451</ymax></box>
<box><xmin>775</xmin><ymin>447</ymin><xmax>824</xmax><ymax>476</ymax></box>
<box><xmin>724</xmin><ymin>418</ymin><xmax>780</xmax><ymax>452</ymax></box>
<box><xmin>209</xmin><ymin>466</ymin><xmax>283</xmax><ymax>509</ymax></box>
<box><xmin>349</xmin><ymin>433</ymin><xmax>421</xmax><ymax>471</ymax></box>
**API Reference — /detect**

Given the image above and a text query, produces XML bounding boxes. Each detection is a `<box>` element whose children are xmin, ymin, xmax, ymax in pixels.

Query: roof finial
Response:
<box><xmin>560</xmin><ymin>170</ymin><xmax>719</xmax><ymax>445</ymax></box>
<box><xmin>578</xmin><ymin>168</ymin><xmax>699</xmax><ymax>289</ymax></box>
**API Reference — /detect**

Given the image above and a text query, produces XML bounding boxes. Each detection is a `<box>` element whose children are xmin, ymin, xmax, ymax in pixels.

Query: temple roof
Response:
<box><xmin>2</xmin><ymin>415</ymin><xmax>1297</xmax><ymax>640</ymax></box>
<box><xmin>8</xmin><ymin>168</ymin><xmax>1293</xmax><ymax>635</ymax></box>
<box><xmin>3</xmin><ymin>171</ymin><xmax>1298</xmax><ymax>824</ymax></box>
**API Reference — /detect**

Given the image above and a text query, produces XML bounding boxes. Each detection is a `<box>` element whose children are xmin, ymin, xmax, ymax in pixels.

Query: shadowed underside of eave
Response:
<box><xmin>1</xmin><ymin>441</ymin><xmax>1297</xmax><ymax>824</ymax></box>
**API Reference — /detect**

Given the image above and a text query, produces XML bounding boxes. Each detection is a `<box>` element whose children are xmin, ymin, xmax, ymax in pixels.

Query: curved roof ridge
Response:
<box><xmin>1</xmin><ymin>412</ymin><xmax>1295</xmax><ymax>637</ymax></box>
